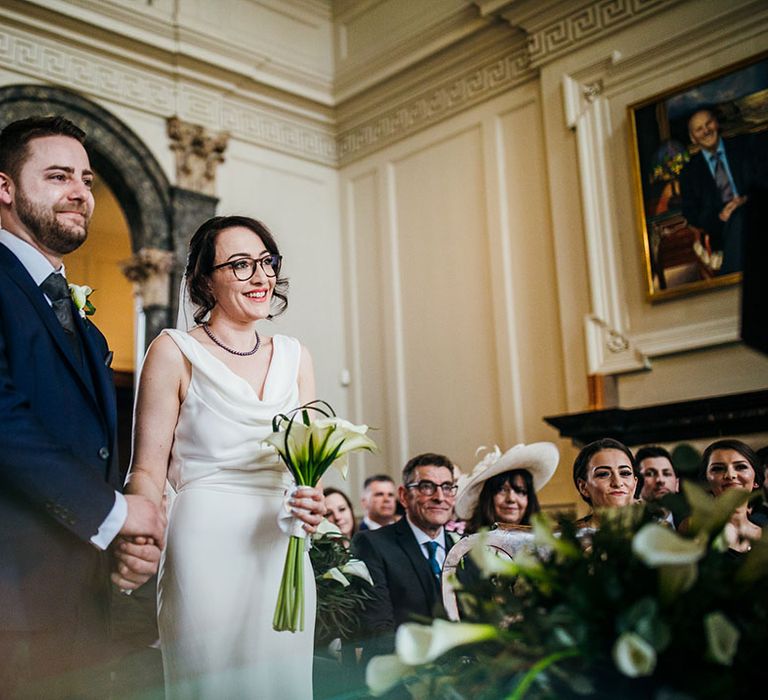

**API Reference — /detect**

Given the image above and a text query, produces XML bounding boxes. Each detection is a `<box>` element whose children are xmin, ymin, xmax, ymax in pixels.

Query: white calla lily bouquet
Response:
<box><xmin>264</xmin><ymin>400</ymin><xmax>376</xmax><ymax>632</ymax></box>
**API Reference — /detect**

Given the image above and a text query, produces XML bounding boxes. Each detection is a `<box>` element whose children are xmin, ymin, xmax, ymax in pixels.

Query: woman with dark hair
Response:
<box><xmin>699</xmin><ymin>439</ymin><xmax>763</xmax><ymax>552</ymax></box>
<box><xmin>454</xmin><ymin>443</ymin><xmax>559</xmax><ymax>533</ymax></box>
<box><xmin>124</xmin><ymin>216</ymin><xmax>325</xmax><ymax>698</ymax></box>
<box><xmin>324</xmin><ymin>487</ymin><xmax>357</xmax><ymax>542</ymax></box>
<box><xmin>572</xmin><ymin>438</ymin><xmax>638</xmax><ymax>526</ymax></box>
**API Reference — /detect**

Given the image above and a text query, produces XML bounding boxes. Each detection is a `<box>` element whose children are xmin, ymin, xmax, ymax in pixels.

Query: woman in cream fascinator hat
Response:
<box><xmin>454</xmin><ymin>443</ymin><xmax>559</xmax><ymax>534</ymax></box>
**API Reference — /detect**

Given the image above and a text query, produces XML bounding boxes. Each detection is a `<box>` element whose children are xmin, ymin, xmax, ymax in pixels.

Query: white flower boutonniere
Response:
<box><xmin>68</xmin><ymin>283</ymin><xmax>96</xmax><ymax>318</ymax></box>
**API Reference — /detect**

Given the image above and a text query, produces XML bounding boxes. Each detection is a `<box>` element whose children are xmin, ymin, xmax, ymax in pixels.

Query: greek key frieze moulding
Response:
<box><xmin>473</xmin><ymin>0</ymin><xmax>676</xmax><ymax>69</ymax></box>
<box><xmin>167</xmin><ymin>116</ymin><xmax>230</xmax><ymax>197</ymax></box>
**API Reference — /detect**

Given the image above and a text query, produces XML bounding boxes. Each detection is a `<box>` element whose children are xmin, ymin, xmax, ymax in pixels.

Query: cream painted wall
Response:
<box><xmin>340</xmin><ymin>84</ymin><xmax>575</xmax><ymax>507</ymax></box>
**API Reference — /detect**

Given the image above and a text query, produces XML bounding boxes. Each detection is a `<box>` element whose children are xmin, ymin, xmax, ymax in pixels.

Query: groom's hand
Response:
<box><xmin>111</xmin><ymin>536</ymin><xmax>162</xmax><ymax>590</ymax></box>
<box><xmin>290</xmin><ymin>486</ymin><xmax>326</xmax><ymax>534</ymax></box>
<box><xmin>121</xmin><ymin>494</ymin><xmax>167</xmax><ymax>547</ymax></box>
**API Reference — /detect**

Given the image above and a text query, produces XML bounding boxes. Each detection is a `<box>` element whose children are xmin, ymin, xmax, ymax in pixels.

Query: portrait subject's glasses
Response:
<box><xmin>212</xmin><ymin>254</ymin><xmax>282</xmax><ymax>280</ymax></box>
<box><xmin>405</xmin><ymin>480</ymin><xmax>458</xmax><ymax>497</ymax></box>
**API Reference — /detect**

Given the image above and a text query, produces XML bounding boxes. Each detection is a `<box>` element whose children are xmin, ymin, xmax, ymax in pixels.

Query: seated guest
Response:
<box><xmin>752</xmin><ymin>446</ymin><xmax>768</xmax><ymax>527</ymax></box>
<box><xmin>636</xmin><ymin>446</ymin><xmax>679</xmax><ymax>501</ymax></box>
<box><xmin>454</xmin><ymin>443</ymin><xmax>559</xmax><ymax>533</ymax></box>
<box><xmin>351</xmin><ymin>453</ymin><xmax>460</xmax><ymax>660</ymax></box>
<box><xmin>324</xmin><ymin>487</ymin><xmax>357</xmax><ymax>543</ymax></box>
<box><xmin>699</xmin><ymin>439</ymin><xmax>763</xmax><ymax>552</ymax></box>
<box><xmin>358</xmin><ymin>474</ymin><xmax>397</xmax><ymax>531</ymax></box>
<box><xmin>573</xmin><ymin>438</ymin><xmax>638</xmax><ymax>526</ymax></box>
<box><xmin>636</xmin><ymin>445</ymin><xmax>679</xmax><ymax>525</ymax></box>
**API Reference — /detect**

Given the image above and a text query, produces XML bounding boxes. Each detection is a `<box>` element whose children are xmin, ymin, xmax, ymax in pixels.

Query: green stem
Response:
<box><xmin>506</xmin><ymin>648</ymin><xmax>580</xmax><ymax>700</ymax></box>
<box><xmin>273</xmin><ymin>535</ymin><xmax>306</xmax><ymax>632</ymax></box>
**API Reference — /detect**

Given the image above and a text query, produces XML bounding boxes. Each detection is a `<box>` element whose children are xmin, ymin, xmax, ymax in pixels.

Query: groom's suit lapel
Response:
<box><xmin>0</xmin><ymin>245</ymin><xmax>105</xmax><ymax>413</ymax></box>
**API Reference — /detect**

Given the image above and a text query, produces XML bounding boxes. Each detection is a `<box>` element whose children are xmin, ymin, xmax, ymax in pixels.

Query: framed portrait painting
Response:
<box><xmin>629</xmin><ymin>52</ymin><xmax>768</xmax><ymax>301</ymax></box>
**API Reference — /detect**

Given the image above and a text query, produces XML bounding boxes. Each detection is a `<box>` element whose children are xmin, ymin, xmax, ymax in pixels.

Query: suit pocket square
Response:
<box><xmin>104</xmin><ymin>351</ymin><xmax>114</xmax><ymax>368</ymax></box>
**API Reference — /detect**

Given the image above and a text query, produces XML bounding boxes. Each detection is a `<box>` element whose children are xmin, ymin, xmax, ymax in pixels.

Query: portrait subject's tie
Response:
<box><xmin>425</xmin><ymin>540</ymin><xmax>442</xmax><ymax>582</ymax></box>
<box><xmin>712</xmin><ymin>154</ymin><xmax>733</xmax><ymax>203</ymax></box>
<box><xmin>40</xmin><ymin>272</ymin><xmax>82</xmax><ymax>361</ymax></box>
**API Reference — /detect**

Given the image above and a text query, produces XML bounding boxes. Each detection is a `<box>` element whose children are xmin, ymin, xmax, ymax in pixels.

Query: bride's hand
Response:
<box><xmin>290</xmin><ymin>486</ymin><xmax>326</xmax><ymax>534</ymax></box>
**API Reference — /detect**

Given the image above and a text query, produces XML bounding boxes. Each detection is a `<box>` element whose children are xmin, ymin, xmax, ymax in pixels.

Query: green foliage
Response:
<box><xmin>310</xmin><ymin>533</ymin><xmax>374</xmax><ymax>646</ymax></box>
<box><xmin>407</xmin><ymin>503</ymin><xmax>768</xmax><ymax>699</ymax></box>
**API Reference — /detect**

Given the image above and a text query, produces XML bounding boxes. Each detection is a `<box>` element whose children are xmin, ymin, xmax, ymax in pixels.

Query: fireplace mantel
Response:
<box><xmin>544</xmin><ymin>390</ymin><xmax>768</xmax><ymax>447</ymax></box>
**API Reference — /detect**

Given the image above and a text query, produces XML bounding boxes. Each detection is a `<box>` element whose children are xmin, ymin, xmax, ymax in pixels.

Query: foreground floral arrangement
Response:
<box><xmin>310</xmin><ymin>520</ymin><xmax>374</xmax><ymax>646</ymax></box>
<box><xmin>264</xmin><ymin>400</ymin><xmax>376</xmax><ymax>633</ymax></box>
<box><xmin>368</xmin><ymin>483</ymin><xmax>768</xmax><ymax>698</ymax></box>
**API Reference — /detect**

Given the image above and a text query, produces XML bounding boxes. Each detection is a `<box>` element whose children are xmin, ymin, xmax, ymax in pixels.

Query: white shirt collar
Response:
<box><xmin>362</xmin><ymin>516</ymin><xmax>382</xmax><ymax>530</ymax></box>
<box><xmin>405</xmin><ymin>515</ymin><xmax>445</xmax><ymax>551</ymax></box>
<box><xmin>0</xmin><ymin>228</ymin><xmax>64</xmax><ymax>286</ymax></box>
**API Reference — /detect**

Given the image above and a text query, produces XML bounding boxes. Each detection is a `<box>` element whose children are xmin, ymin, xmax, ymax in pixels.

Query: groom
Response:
<box><xmin>0</xmin><ymin>116</ymin><xmax>165</xmax><ymax>698</ymax></box>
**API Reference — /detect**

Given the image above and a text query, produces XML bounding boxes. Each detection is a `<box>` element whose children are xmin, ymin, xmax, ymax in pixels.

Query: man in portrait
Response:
<box><xmin>679</xmin><ymin>107</ymin><xmax>767</xmax><ymax>275</ymax></box>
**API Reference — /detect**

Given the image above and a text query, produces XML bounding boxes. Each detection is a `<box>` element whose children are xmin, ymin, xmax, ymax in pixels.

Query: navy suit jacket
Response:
<box><xmin>679</xmin><ymin>135</ymin><xmax>766</xmax><ymax>247</ymax></box>
<box><xmin>0</xmin><ymin>243</ymin><xmax>120</xmax><ymax>631</ymax></box>
<box><xmin>351</xmin><ymin>517</ymin><xmax>462</xmax><ymax>659</ymax></box>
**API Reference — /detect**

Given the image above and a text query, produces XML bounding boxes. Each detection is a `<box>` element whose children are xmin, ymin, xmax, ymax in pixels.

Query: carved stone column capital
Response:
<box><xmin>120</xmin><ymin>247</ymin><xmax>175</xmax><ymax>309</ymax></box>
<box><xmin>167</xmin><ymin>116</ymin><xmax>229</xmax><ymax>196</ymax></box>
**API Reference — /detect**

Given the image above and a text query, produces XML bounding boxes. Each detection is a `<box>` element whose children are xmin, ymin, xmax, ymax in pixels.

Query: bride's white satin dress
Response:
<box><xmin>157</xmin><ymin>329</ymin><xmax>315</xmax><ymax>699</ymax></box>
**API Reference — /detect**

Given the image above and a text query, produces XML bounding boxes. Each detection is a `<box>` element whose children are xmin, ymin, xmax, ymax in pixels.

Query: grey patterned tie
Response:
<box><xmin>40</xmin><ymin>272</ymin><xmax>82</xmax><ymax>361</ymax></box>
<box><xmin>712</xmin><ymin>153</ymin><xmax>733</xmax><ymax>203</ymax></box>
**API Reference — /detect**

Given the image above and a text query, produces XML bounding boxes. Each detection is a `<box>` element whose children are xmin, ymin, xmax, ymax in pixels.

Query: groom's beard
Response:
<box><xmin>15</xmin><ymin>190</ymin><xmax>90</xmax><ymax>255</ymax></box>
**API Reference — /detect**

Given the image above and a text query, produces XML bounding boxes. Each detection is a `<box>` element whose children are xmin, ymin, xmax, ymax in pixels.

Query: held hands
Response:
<box><xmin>111</xmin><ymin>535</ymin><xmax>162</xmax><ymax>591</ymax></box>
<box><xmin>289</xmin><ymin>486</ymin><xmax>326</xmax><ymax>535</ymax></box>
<box><xmin>111</xmin><ymin>494</ymin><xmax>167</xmax><ymax>591</ymax></box>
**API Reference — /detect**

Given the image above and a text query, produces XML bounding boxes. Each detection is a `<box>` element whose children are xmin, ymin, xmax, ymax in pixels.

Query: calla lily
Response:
<box><xmin>68</xmin><ymin>283</ymin><xmax>95</xmax><ymax>317</ymax></box>
<box><xmin>315</xmin><ymin>518</ymin><xmax>343</xmax><ymax>538</ymax></box>
<box><xmin>396</xmin><ymin>619</ymin><xmax>498</xmax><ymax>666</ymax></box>
<box><xmin>632</xmin><ymin>524</ymin><xmax>707</xmax><ymax>567</ymax></box>
<box><xmin>633</xmin><ymin>523</ymin><xmax>707</xmax><ymax>601</ymax></box>
<box><xmin>322</xmin><ymin>567</ymin><xmax>350</xmax><ymax>587</ymax></box>
<box><xmin>68</xmin><ymin>283</ymin><xmax>92</xmax><ymax>308</ymax></box>
<box><xmin>612</xmin><ymin>632</ymin><xmax>656</xmax><ymax>678</ymax></box>
<box><xmin>366</xmin><ymin>654</ymin><xmax>413</xmax><ymax>696</ymax></box>
<box><xmin>704</xmin><ymin>611</ymin><xmax>740</xmax><ymax>665</ymax></box>
<box><xmin>340</xmin><ymin>558</ymin><xmax>374</xmax><ymax>586</ymax></box>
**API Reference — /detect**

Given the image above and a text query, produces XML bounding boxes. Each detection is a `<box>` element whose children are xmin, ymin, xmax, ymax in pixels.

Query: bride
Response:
<box><xmin>123</xmin><ymin>215</ymin><xmax>325</xmax><ymax>698</ymax></box>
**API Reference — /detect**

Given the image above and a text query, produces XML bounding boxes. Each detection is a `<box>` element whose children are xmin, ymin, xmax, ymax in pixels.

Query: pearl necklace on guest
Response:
<box><xmin>202</xmin><ymin>322</ymin><xmax>261</xmax><ymax>356</ymax></box>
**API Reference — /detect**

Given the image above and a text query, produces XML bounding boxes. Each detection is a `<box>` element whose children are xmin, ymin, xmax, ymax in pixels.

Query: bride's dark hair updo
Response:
<box><xmin>186</xmin><ymin>215</ymin><xmax>289</xmax><ymax>324</ymax></box>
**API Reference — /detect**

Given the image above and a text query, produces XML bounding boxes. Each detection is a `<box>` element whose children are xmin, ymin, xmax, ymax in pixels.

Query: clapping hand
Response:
<box><xmin>289</xmin><ymin>486</ymin><xmax>326</xmax><ymax>535</ymax></box>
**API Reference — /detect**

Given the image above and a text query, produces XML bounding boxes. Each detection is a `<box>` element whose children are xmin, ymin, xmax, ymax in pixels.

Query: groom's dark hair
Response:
<box><xmin>0</xmin><ymin>116</ymin><xmax>87</xmax><ymax>182</ymax></box>
<box><xmin>186</xmin><ymin>215</ymin><xmax>289</xmax><ymax>324</ymax></box>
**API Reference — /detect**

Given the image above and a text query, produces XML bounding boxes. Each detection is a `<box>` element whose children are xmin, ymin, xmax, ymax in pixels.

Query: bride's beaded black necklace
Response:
<box><xmin>202</xmin><ymin>323</ymin><xmax>261</xmax><ymax>356</ymax></box>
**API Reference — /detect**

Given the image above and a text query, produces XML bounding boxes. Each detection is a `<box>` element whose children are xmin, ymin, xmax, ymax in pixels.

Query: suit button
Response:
<box><xmin>98</xmin><ymin>447</ymin><xmax>110</xmax><ymax>460</ymax></box>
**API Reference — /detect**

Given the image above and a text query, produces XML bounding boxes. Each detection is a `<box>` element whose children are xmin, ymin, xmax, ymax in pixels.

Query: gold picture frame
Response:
<box><xmin>628</xmin><ymin>51</ymin><xmax>768</xmax><ymax>301</ymax></box>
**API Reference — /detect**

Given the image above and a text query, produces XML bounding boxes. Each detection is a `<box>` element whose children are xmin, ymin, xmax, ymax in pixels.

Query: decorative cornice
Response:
<box><xmin>337</xmin><ymin>43</ymin><xmax>534</xmax><ymax>165</ymax></box>
<box><xmin>478</xmin><ymin>0</ymin><xmax>677</xmax><ymax>69</ymax></box>
<box><xmin>0</xmin><ymin>23</ymin><xmax>338</xmax><ymax>167</ymax></box>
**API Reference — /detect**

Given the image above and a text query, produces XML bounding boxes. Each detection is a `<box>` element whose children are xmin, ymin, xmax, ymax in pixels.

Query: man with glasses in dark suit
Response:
<box><xmin>352</xmin><ymin>452</ymin><xmax>460</xmax><ymax>662</ymax></box>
